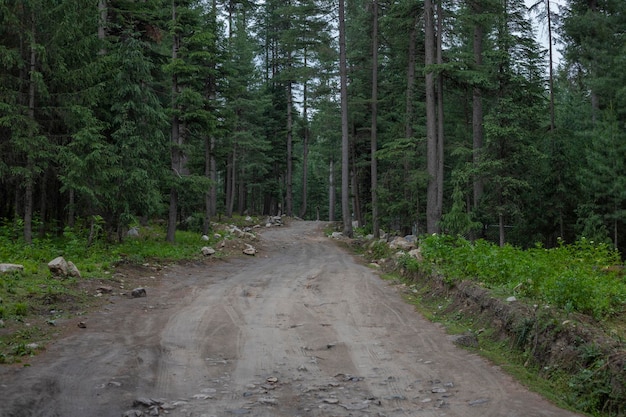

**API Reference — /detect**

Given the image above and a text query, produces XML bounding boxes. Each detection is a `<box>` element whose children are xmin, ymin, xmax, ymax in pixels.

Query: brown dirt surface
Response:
<box><xmin>0</xmin><ymin>221</ymin><xmax>583</xmax><ymax>417</ymax></box>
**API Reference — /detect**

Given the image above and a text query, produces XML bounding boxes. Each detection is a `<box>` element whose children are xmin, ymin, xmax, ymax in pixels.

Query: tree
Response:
<box><xmin>339</xmin><ymin>0</ymin><xmax>353</xmax><ymax>237</ymax></box>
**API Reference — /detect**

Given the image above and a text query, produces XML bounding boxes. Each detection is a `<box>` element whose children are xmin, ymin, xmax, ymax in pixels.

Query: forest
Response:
<box><xmin>0</xmin><ymin>0</ymin><xmax>625</xmax><ymax>252</ymax></box>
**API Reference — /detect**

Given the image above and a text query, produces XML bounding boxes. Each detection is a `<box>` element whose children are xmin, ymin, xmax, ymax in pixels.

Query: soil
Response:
<box><xmin>0</xmin><ymin>221</ymin><xmax>582</xmax><ymax>417</ymax></box>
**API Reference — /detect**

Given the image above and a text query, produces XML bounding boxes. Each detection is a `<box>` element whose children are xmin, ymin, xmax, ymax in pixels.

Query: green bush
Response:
<box><xmin>418</xmin><ymin>234</ymin><xmax>625</xmax><ymax>319</ymax></box>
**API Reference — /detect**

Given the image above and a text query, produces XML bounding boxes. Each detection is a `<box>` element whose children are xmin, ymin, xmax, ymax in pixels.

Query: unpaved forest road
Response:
<box><xmin>0</xmin><ymin>221</ymin><xmax>581</xmax><ymax>417</ymax></box>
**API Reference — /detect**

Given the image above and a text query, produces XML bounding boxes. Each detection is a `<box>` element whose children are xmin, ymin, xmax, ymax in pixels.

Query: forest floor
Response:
<box><xmin>0</xmin><ymin>221</ymin><xmax>583</xmax><ymax>417</ymax></box>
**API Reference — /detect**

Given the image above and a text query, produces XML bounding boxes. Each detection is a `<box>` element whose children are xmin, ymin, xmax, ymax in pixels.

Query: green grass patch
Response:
<box><xmin>411</xmin><ymin>235</ymin><xmax>626</xmax><ymax>319</ymax></box>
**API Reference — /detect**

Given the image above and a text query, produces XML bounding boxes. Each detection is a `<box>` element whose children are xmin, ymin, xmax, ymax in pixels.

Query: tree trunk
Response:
<box><xmin>406</xmin><ymin>11</ymin><xmax>418</xmax><ymax>233</ymax></box>
<box><xmin>24</xmin><ymin>14</ymin><xmax>37</xmax><ymax>245</ymax></box>
<box><xmin>166</xmin><ymin>1</ymin><xmax>180</xmax><ymax>243</ymax></box>
<box><xmin>472</xmin><ymin>1</ymin><xmax>484</xmax><ymax>210</ymax></box>
<box><xmin>546</xmin><ymin>0</ymin><xmax>555</xmax><ymax>131</ymax></box>
<box><xmin>436</xmin><ymin>0</ymin><xmax>445</xmax><ymax>226</ymax></box>
<box><xmin>299</xmin><ymin>76</ymin><xmax>309</xmax><ymax>219</ymax></box>
<box><xmin>329</xmin><ymin>158</ymin><xmax>335</xmax><ymax>222</ymax></box>
<box><xmin>226</xmin><ymin>148</ymin><xmax>236</xmax><ymax>217</ymax></box>
<box><xmin>98</xmin><ymin>0</ymin><xmax>107</xmax><ymax>55</ymax></box>
<box><xmin>339</xmin><ymin>0</ymin><xmax>352</xmax><ymax>237</ymax></box>
<box><xmin>424</xmin><ymin>0</ymin><xmax>439</xmax><ymax>234</ymax></box>
<box><xmin>286</xmin><ymin>80</ymin><xmax>293</xmax><ymax>217</ymax></box>
<box><xmin>371</xmin><ymin>0</ymin><xmax>379</xmax><ymax>238</ymax></box>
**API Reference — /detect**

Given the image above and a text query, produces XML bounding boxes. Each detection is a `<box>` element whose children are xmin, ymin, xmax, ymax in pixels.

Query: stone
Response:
<box><xmin>201</xmin><ymin>247</ymin><xmax>216</xmax><ymax>256</ymax></box>
<box><xmin>0</xmin><ymin>264</ymin><xmax>24</xmax><ymax>274</ymax></box>
<box><xmin>243</xmin><ymin>244</ymin><xmax>256</xmax><ymax>256</ymax></box>
<box><xmin>389</xmin><ymin>237</ymin><xmax>415</xmax><ymax>251</ymax></box>
<box><xmin>132</xmin><ymin>288</ymin><xmax>147</xmax><ymax>298</ymax></box>
<box><xmin>201</xmin><ymin>235</ymin><xmax>210</xmax><ymax>241</ymax></box>
<box><xmin>48</xmin><ymin>256</ymin><xmax>69</xmax><ymax>277</ymax></box>
<box><xmin>506</xmin><ymin>296</ymin><xmax>517</xmax><ymax>302</ymax></box>
<box><xmin>67</xmin><ymin>261</ymin><xmax>82</xmax><ymax>278</ymax></box>
<box><xmin>408</xmin><ymin>248</ymin><xmax>423</xmax><ymax>261</ymax></box>
<box><xmin>97</xmin><ymin>285</ymin><xmax>114</xmax><ymax>294</ymax></box>
<box><xmin>451</xmin><ymin>332</ymin><xmax>479</xmax><ymax>348</ymax></box>
<box><xmin>127</xmin><ymin>227</ymin><xmax>140</xmax><ymax>238</ymax></box>
<box><xmin>330</xmin><ymin>232</ymin><xmax>343</xmax><ymax>239</ymax></box>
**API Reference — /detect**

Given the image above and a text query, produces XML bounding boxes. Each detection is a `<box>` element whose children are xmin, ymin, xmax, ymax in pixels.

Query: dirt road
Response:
<box><xmin>0</xmin><ymin>221</ymin><xmax>580</xmax><ymax>417</ymax></box>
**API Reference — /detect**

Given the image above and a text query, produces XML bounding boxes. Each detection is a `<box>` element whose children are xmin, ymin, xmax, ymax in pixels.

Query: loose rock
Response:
<box><xmin>201</xmin><ymin>247</ymin><xmax>216</xmax><ymax>256</ymax></box>
<box><xmin>243</xmin><ymin>244</ymin><xmax>256</xmax><ymax>256</ymax></box>
<box><xmin>0</xmin><ymin>264</ymin><xmax>24</xmax><ymax>274</ymax></box>
<box><xmin>48</xmin><ymin>256</ymin><xmax>69</xmax><ymax>277</ymax></box>
<box><xmin>132</xmin><ymin>288</ymin><xmax>147</xmax><ymax>298</ymax></box>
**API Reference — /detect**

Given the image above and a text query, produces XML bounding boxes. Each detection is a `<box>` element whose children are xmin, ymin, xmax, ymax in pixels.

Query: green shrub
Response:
<box><xmin>418</xmin><ymin>234</ymin><xmax>625</xmax><ymax>318</ymax></box>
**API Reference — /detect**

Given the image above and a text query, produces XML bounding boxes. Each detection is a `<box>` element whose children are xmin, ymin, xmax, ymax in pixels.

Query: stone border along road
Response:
<box><xmin>0</xmin><ymin>221</ymin><xmax>581</xmax><ymax>417</ymax></box>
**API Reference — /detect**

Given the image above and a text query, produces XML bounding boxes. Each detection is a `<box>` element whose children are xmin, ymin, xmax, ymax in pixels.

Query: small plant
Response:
<box><xmin>13</xmin><ymin>303</ymin><xmax>29</xmax><ymax>317</ymax></box>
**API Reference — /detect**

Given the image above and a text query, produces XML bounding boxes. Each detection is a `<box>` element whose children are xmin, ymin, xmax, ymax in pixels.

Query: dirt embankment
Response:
<box><xmin>0</xmin><ymin>221</ymin><xmax>585</xmax><ymax>417</ymax></box>
<box><xmin>370</xmin><ymin>247</ymin><xmax>626</xmax><ymax>416</ymax></box>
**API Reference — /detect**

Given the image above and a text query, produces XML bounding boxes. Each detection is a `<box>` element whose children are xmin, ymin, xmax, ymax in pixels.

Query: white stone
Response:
<box><xmin>67</xmin><ymin>261</ymin><xmax>82</xmax><ymax>278</ymax></box>
<box><xmin>201</xmin><ymin>235</ymin><xmax>210</xmax><ymax>241</ymax></box>
<box><xmin>0</xmin><ymin>264</ymin><xmax>24</xmax><ymax>274</ymax></box>
<box><xmin>48</xmin><ymin>256</ymin><xmax>69</xmax><ymax>277</ymax></box>
<box><xmin>243</xmin><ymin>244</ymin><xmax>256</xmax><ymax>256</ymax></box>
<box><xmin>201</xmin><ymin>247</ymin><xmax>216</xmax><ymax>256</ymax></box>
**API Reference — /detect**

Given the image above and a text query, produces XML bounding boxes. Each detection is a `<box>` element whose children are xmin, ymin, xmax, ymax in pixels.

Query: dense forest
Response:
<box><xmin>0</xmin><ymin>0</ymin><xmax>625</xmax><ymax>251</ymax></box>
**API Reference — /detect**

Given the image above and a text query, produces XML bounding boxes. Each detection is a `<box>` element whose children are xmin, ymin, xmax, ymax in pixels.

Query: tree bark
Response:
<box><xmin>371</xmin><ymin>0</ymin><xmax>379</xmax><ymax>238</ymax></box>
<box><xmin>286</xmin><ymin>80</ymin><xmax>293</xmax><ymax>217</ymax></box>
<box><xmin>424</xmin><ymin>0</ymin><xmax>439</xmax><ymax>234</ymax></box>
<box><xmin>436</xmin><ymin>0</ymin><xmax>445</xmax><ymax>227</ymax></box>
<box><xmin>339</xmin><ymin>0</ymin><xmax>352</xmax><ymax>237</ymax></box>
<box><xmin>98</xmin><ymin>0</ymin><xmax>107</xmax><ymax>55</ymax></box>
<box><xmin>329</xmin><ymin>158</ymin><xmax>335</xmax><ymax>222</ymax></box>
<box><xmin>24</xmin><ymin>13</ymin><xmax>37</xmax><ymax>245</ymax></box>
<box><xmin>167</xmin><ymin>1</ymin><xmax>180</xmax><ymax>243</ymax></box>
<box><xmin>472</xmin><ymin>0</ymin><xmax>484</xmax><ymax>210</ymax></box>
<box><xmin>299</xmin><ymin>70</ymin><xmax>309</xmax><ymax>219</ymax></box>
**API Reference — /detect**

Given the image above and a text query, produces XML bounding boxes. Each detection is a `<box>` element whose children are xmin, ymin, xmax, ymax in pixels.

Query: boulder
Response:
<box><xmin>408</xmin><ymin>248</ymin><xmax>423</xmax><ymax>261</ymax></box>
<box><xmin>389</xmin><ymin>236</ymin><xmax>415</xmax><ymax>251</ymax></box>
<box><xmin>330</xmin><ymin>232</ymin><xmax>343</xmax><ymax>239</ymax></box>
<box><xmin>67</xmin><ymin>261</ymin><xmax>82</xmax><ymax>278</ymax></box>
<box><xmin>127</xmin><ymin>227</ymin><xmax>140</xmax><ymax>238</ymax></box>
<box><xmin>201</xmin><ymin>235</ymin><xmax>210</xmax><ymax>241</ymax></box>
<box><xmin>201</xmin><ymin>246</ymin><xmax>216</xmax><ymax>256</ymax></box>
<box><xmin>48</xmin><ymin>256</ymin><xmax>69</xmax><ymax>277</ymax></box>
<box><xmin>0</xmin><ymin>263</ymin><xmax>24</xmax><ymax>274</ymax></box>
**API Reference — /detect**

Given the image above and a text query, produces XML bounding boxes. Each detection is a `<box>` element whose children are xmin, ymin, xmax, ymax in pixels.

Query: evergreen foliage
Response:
<box><xmin>0</xmin><ymin>0</ymin><xmax>624</xmax><ymax>252</ymax></box>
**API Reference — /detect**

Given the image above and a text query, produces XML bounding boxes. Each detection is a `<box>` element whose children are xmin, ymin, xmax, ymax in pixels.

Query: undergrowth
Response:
<box><xmin>410</xmin><ymin>235</ymin><xmax>626</xmax><ymax>319</ymax></box>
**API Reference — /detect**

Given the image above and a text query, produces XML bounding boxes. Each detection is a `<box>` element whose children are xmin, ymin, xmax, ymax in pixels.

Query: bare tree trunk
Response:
<box><xmin>472</xmin><ymin>1</ymin><xmax>484</xmax><ymax>210</ymax></box>
<box><xmin>98</xmin><ymin>0</ymin><xmax>107</xmax><ymax>55</ymax></box>
<box><xmin>299</xmin><ymin>76</ymin><xmax>309</xmax><ymax>219</ymax></box>
<box><xmin>371</xmin><ymin>0</ymin><xmax>380</xmax><ymax>238</ymax></box>
<box><xmin>167</xmin><ymin>1</ymin><xmax>180</xmax><ymax>243</ymax></box>
<box><xmin>226</xmin><ymin>149</ymin><xmax>236</xmax><ymax>217</ymax></box>
<box><xmin>24</xmin><ymin>14</ymin><xmax>37</xmax><ymax>245</ymax></box>
<box><xmin>424</xmin><ymin>0</ymin><xmax>439</xmax><ymax>234</ymax></box>
<box><xmin>546</xmin><ymin>0</ymin><xmax>555</xmax><ymax>131</ymax></box>
<box><xmin>339</xmin><ymin>0</ymin><xmax>352</xmax><ymax>237</ymax></box>
<box><xmin>406</xmin><ymin>12</ymin><xmax>418</xmax><ymax>233</ymax></box>
<box><xmin>436</xmin><ymin>0</ymin><xmax>445</xmax><ymax>225</ymax></box>
<box><xmin>329</xmin><ymin>158</ymin><xmax>335</xmax><ymax>222</ymax></box>
<box><xmin>286</xmin><ymin>80</ymin><xmax>293</xmax><ymax>217</ymax></box>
